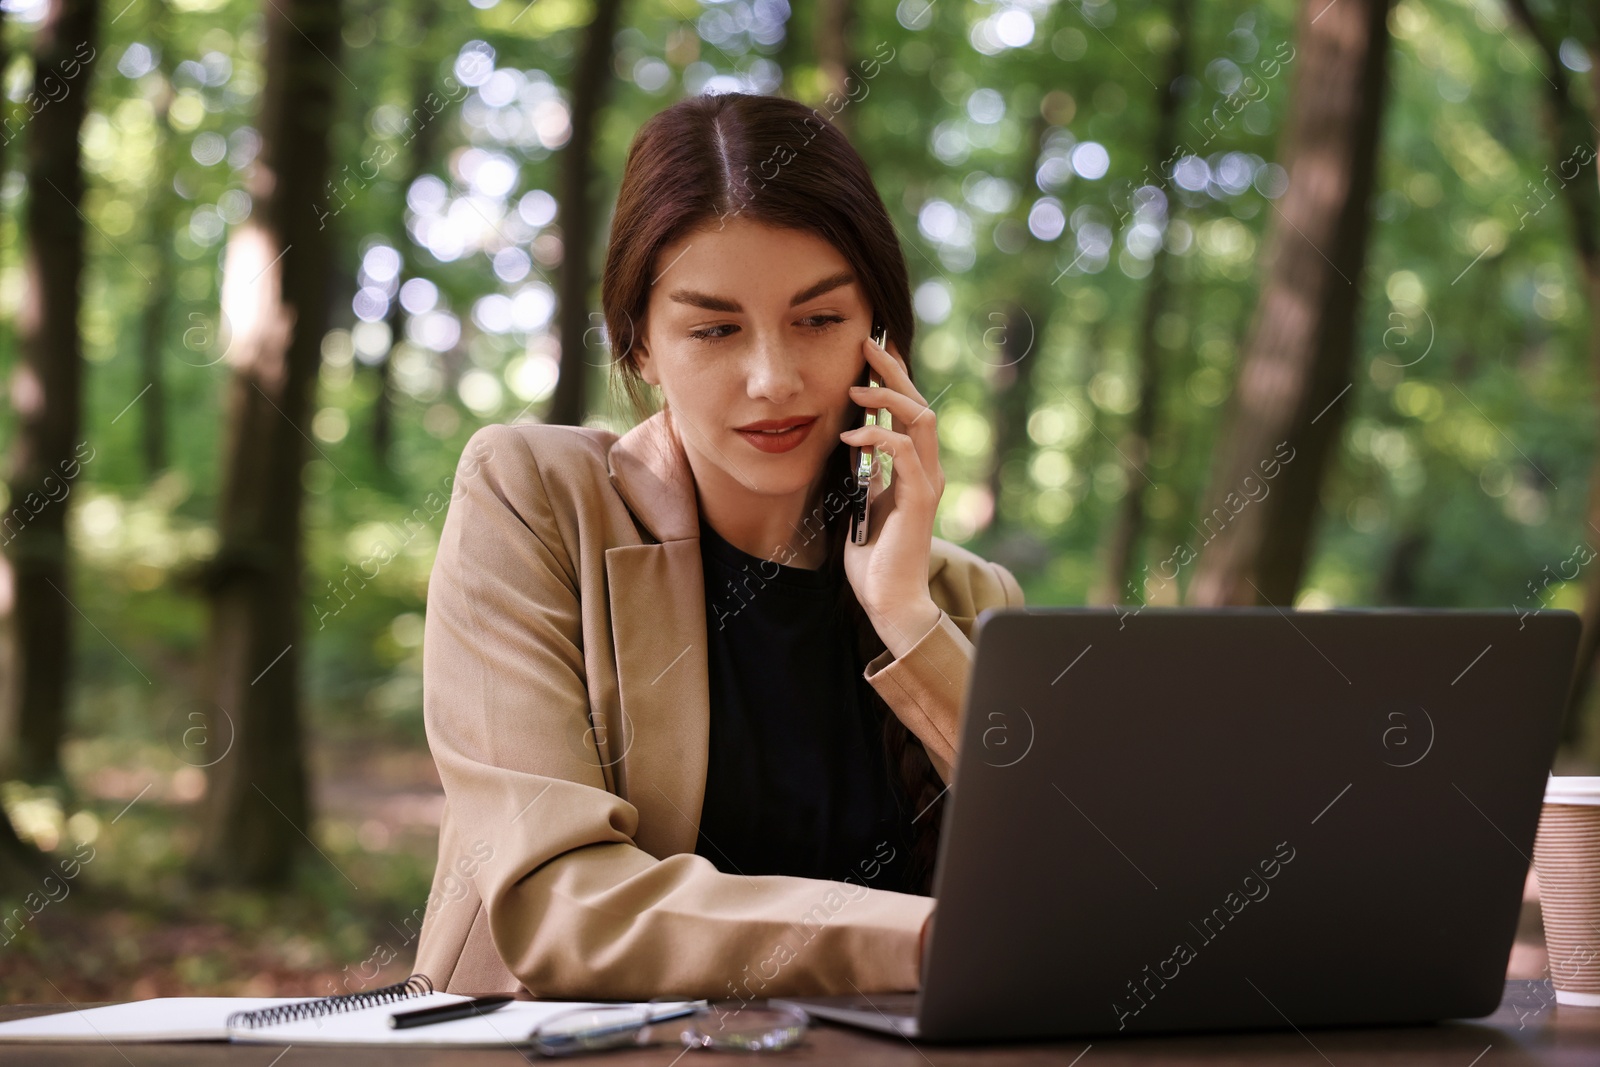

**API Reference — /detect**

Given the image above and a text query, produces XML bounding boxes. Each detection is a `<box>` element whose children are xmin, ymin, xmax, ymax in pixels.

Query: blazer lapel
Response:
<box><xmin>604</xmin><ymin>410</ymin><xmax>710</xmax><ymax>859</ymax></box>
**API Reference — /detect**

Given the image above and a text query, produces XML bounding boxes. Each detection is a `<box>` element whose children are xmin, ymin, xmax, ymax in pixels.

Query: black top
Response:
<box><xmin>694</xmin><ymin>513</ymin><xmax>918</xmax><ymax>895</ymax></box>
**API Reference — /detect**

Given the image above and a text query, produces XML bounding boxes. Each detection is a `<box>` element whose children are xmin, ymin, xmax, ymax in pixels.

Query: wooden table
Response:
<box><xmin>2</xmin><ymin>982</ymin><xmax>1597</xmax><ymax>1065</ymax></box>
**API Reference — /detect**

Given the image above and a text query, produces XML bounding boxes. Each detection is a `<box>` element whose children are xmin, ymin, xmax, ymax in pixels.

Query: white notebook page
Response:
<box><xmin>231</xmin><ymin>994</ymin><xmax>701</xmax><ymax>1046</ymax></box>
<box><xmin>0</xmin><ymin>994</ymin><xmax>700</xmax><ymax>1046</ymax></box>
<box><xmin>0</xmin><ymin>998</ymin><xmax>314</xmax><ymax>1042</ymax></box>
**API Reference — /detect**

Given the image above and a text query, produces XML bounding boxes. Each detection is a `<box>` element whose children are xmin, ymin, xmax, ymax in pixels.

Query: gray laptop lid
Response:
<box><xmin>916</xmin><ymin>607</ymin><xmax>1579</xmax><ymax>1042</ymax></box>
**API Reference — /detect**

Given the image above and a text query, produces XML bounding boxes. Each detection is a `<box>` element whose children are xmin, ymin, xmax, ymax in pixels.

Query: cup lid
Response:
<box><xmin>1545</xmin><ymin>775</ymin><xmax>1600</xmax><ymax>804</ymax></box>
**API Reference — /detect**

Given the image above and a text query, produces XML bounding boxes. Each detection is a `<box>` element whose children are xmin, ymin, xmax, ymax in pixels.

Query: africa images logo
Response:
<box><xmin>1111</xmin><ymin>840</ymin><xmax>1296</xmax><ymax>1030</ymax></box>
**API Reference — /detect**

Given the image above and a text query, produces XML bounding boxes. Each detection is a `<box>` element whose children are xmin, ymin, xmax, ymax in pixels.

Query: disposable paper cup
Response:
<box><xmin>1533</xmin><ymin>776</ymin><xmax>1600</xmax><ymax>1007</ymax></box>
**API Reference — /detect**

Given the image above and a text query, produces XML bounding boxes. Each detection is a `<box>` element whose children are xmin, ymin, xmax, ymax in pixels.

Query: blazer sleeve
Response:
<box><xmin>423</xmin><ymin>425</ymin><xmax>932</xmax><ymax>1001</ymax></box>
<box><xmin>861</xmin><ymin>554</ymin><xmax>1026</xmax><ymax>784</ymax></box>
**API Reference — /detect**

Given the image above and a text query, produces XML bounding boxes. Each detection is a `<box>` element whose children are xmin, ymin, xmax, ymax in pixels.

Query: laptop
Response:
<box><xmin>772</xmin><ymin>606</ymin><xmax>1580</xmax><ymax>1042</ymax></box>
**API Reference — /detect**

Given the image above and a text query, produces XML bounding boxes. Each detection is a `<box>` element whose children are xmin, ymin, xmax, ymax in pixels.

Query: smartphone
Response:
<box><xmin>849</xmin><ymin>323</ymin><xmax>893</xmax><ymax>546</ymax></box>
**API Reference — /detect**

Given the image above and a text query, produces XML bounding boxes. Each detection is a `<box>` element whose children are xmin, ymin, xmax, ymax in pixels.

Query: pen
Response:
<box><xmin>644</xmin><ymin>1001</ymin><xmax>707</xmax><ymax>1023</ymax></box>
<box><xmin>389</xmin><ymin>995</ymin><xmax>514</xmax><ymax>1029</ymax></box>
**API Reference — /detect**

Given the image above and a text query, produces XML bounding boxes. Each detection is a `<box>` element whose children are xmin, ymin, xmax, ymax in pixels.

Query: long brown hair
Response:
<box><xmin>601</xmin><ymin>92</ymin><xmax>944</xmax><ymax>895</ymax></box>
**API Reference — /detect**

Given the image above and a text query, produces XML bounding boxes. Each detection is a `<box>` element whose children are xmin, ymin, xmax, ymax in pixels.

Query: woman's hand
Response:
<box><xmin>839</xmin><ymin>332</ymin><xmax>946</xmax><ymax>658</ymax></box>
<box><xmin>919</xmin><ymin>909</ymin><xmax>934</xmax><ymax>974</ymax></box>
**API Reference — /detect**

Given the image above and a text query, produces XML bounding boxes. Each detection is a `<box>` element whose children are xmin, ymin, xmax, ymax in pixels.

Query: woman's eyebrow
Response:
<box><xmin>788</xmin><ymin>270</ymin><xmax>855</xmax><ymax>307</ymax></box>
<box><xmin>666</xmin><ymin>270</ymin><xmax>856</xmax><ymax>313</ymax></box>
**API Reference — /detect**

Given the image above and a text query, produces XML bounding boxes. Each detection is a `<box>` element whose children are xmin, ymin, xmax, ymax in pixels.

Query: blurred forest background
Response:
<box><xmin>1</xmin><ymin>0</ymin><xmax>1598</xmax><ymax>1001</ymax></box>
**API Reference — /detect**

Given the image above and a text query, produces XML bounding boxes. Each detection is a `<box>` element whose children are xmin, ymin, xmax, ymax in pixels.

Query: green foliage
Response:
<box><xmin>2</xmin><ymin>0</ymin><xmax>1599</xmax><ymax>993</ymax></box>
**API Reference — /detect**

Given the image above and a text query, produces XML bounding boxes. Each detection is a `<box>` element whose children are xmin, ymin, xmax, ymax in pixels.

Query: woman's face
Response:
<box><xmin>635</xmin><ymin>218</ymin><xmax>872</xmax><ymax>502</ymax></box>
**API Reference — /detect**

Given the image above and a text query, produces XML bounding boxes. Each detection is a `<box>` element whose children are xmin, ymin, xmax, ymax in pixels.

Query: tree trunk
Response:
<box><xmin>195</xmin><ymin>0</ymin><xmax>341</xmax><ymax>885</ymax></box>
<box><xmin>0</xmin><ymin>0</ymin><xmax>12</xmax><ymax>775</ymax></box>
<box><xmin>1504</xmin><ymin>1</ymin><xmax>1600</xmax><ymax>749</ymax></box>
<box><xmin>814</xmin><ymin>0</ymin><xmax>854</xmax><ymax>135</ymax></box>
<box><xmin>372</xmin><ymin>0</ymin><xmax>440</xmax><ymax>467</ymax></box>
<box><xmin>983</xmin><ymin>301</ymin><xmax>1041</xmax><ymax>527</ymax></box>
<box><xmin>1096</xmin><ymin>0</ymin><xmax>1191</xmax><ymax>605</ymax></box>
<box><xmin>0</xmin><ymin>811</ymin><xmax>47</xmax><ymax>893</ymax></box>
<box><xmin>1376</xmin><ymin>526</ymin><xmax>1428</xmax><ymax>606</ymax></box>
<box><xmin>545</xmin><ymin>0</ymin><xmax>623</xmax><ymax>428</ymax></box>
<box><xmin>983</xmin><ymin>114</ymin><xmax>1051</xmax><ymax>545</ymax></box>
<box><xmin>0</xmin><ymin>1</ymin><xmax>41</xmax><ymax>870</ymax></box>
<box><xmin>136</xmin><ymin>0</ymin><xmax>176</xmax><ymax>475</ymax></box>
<box><xmin>774</xmin><ymin>0</ymin><xmax>808</xmax><ymax>96</ymax></box>
<box><xmin>3</xmin><ymin>0</ymin><xmax>100</xmax><ymax>784</ymax></box>
<box><xmin>1185</xmin><ymin>0</ymin><xmax>1395</xmax><ymax>607</ymax></box>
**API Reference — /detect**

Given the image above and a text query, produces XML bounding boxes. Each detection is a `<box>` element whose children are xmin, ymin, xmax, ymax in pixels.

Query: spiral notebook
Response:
<box><xmin>0</xmin><ymin>975</ymin><xmax>698</xmax><ymax>1047</ymax></box>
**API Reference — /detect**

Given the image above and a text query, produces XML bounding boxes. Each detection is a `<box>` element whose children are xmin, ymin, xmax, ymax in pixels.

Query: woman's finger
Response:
<box><xmin>863</xmin><ymin>334</ymin><xmax>928</xmax><ymax>408</ymax></box>
<box><xmin>848</xmin><ymin>383</ymin><xmax>936</xmax><ymax>435</ymax></box>
<box><xmin>841</xmin><ymin>426</ymin><xmax>936</xmax><ymax>498</ymax></box>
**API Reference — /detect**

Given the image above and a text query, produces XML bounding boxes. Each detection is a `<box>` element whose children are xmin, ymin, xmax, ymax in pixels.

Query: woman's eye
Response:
<box><xmin>689</xmin><ymin>316</ymin><xmax>843</xmax><ymax>342</ymax></box>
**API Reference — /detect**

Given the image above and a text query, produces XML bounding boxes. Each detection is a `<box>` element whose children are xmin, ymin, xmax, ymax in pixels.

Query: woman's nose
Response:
<box><xmin>745</xmin><ymin>335</ymin><xmax>803</xmax><ymax>400</ymax></box>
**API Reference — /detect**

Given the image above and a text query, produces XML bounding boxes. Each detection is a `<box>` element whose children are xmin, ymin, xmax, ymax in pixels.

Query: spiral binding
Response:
<box><xmin>226</xmin><ymin>974</ymin><xmax>435</xmax><ymax>1030</ymax></box>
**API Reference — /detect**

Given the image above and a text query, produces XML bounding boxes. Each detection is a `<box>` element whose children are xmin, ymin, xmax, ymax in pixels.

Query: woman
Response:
<box><xmin>412</xmin><ymin>92</ymin><xmax>1025</xmax><ymax>1001</ymax></box>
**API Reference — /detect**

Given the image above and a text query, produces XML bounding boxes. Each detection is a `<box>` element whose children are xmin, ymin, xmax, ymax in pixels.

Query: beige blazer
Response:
<box><xmin>411</xmin><ymin>409</ymin><xmax>1025</xmax><ymax>1000</ymax></box>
